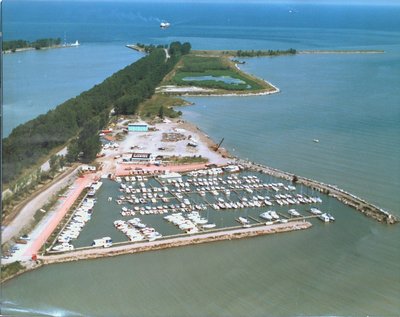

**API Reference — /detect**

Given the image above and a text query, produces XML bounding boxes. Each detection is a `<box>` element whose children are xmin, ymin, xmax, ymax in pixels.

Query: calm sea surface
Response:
<box><xmin>2</xmin><ymin>1</ymin><xmax>400</xmax><ymax>316</ymax></box>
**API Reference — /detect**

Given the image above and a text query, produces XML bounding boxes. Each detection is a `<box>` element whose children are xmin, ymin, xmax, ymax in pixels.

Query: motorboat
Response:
<box><xmin>160</xmin><ymin>21</ymin><xmax>171</xmax><ymax>29</ymax></box>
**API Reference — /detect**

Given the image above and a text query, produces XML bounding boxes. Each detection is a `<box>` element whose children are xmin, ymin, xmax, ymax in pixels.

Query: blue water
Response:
<box><xmin>3</xmin><ymin>43</ymin><xmax>141</xmax><ymax>136</ymax></box>
<box><xmin>182</xmin><ymin>75</ymin><xmax>246</xmax><ymax>85</ymax></box>
<box><xmin>2</xmin><ymin>1</ymin><xmax>400</xmax><ymax>316</ymax></box>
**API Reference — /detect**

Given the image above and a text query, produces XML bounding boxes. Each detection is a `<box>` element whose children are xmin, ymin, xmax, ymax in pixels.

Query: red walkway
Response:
<box><xmin>24</xmin><ymin>174</ymin><xmax>93</xmax><ymax>257</ymax></box>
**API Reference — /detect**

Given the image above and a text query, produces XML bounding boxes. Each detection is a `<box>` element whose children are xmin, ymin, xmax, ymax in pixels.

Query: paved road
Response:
<box><xmin>1</xmin><ymin>167</ymin><xmax>80</xmax><ymax>244</ymax></box>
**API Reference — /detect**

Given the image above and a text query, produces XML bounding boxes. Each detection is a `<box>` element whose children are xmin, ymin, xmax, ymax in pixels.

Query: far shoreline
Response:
<box><xmin>2</xmin><ymin>43</ymin><xmax>80</xmax><ymax>55</ymax></box>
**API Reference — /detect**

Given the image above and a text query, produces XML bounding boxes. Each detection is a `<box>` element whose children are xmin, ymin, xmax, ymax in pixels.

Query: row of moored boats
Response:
<box><xmin>114</xmin><ymin>218</ymin><xmax>162</xmax><ymax>242</ymax></box>
<box><xmin>164</xmin><ymin>212</ymin><xmax>216</xmax><ymax>234</ymax></box>
<box><xmin>52</xmin><ymin>182</ymin><xmax>102</xmax><ymax>252</ymax></box>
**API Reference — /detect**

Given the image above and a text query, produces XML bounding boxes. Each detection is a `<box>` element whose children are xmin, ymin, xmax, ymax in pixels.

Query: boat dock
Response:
<box><xmin>236</xmin><ymin>159</ymin><xmax>398</xmax><ymax>224</ymax></box>
<box><xmin>41</xmin><ymin>221</ymin><xmax>312</xmax><ymax>264</ymax></box>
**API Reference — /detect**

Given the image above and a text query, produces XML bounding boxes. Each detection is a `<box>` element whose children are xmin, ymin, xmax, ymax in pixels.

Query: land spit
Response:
<box><xmin>236</xmin><ymin>159</ymin><xmax>398</xmax><ymax>224</ymax></box>
<box><xmin>41</xmin><ymin>221</ymin><xmax>311</xmax><ymax>264</ymax></box>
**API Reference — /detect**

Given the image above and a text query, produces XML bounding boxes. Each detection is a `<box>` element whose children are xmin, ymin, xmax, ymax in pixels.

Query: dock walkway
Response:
<box><xmin>41</xmin><ymin>221</ymin><xmax>312</xmax><ymax>264</ymax></box>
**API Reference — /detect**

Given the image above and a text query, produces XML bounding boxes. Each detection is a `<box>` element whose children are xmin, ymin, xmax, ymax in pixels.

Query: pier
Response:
<box><xmin>235</xmin><ymin>159</ymin><xmax>398</xmax><ymax>224</ymax></box>
<box><xmin>40</xmin><ymin>221</ymin><xmax>312</xmax><ymax>265</ymax></box>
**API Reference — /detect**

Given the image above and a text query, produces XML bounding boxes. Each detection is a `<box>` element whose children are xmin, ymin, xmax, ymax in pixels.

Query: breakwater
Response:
<box><xmin>235</xmin><ymin>159</ymin><xmax>398</xmax><ymax>224</ymax></box>
<box><xmin>40</xmin><ymin>221</ymin><xmax>311</xmax><ymax>265</ymax></box>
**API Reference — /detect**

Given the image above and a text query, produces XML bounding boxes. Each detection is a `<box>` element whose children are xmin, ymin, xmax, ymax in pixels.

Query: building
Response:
<box><xmin>128</xmin><ymin>123</ymin><xmax>148</xmax><ymax>132</ymax></box>
<box><xmin>158</xmin><ymin>172</ymin><xmax>182</xmax><ymax>182</ymax></box>
<box><xmin>129</xmin><ymin>152</ymin><xmax>156</xmax><ymax>162</ymax></box>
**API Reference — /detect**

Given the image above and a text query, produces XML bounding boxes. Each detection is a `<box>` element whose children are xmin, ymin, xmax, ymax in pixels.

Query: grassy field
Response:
<box><xmin>166</xmin><ymin>54</ymin><xmax>274</xmax><ymax>93</ymax></box>
<box><xmin>167</xmin><ymin>155</ymin><xmax>209</xmax><ymax>164</ymax></box>
<box><xmin>1</xmin><ymin>262</ymin><xmax>25</xmax><ymax>282</ymax></box>
<box><xmin>139</xmin><ymin>94</ymin><xmax>188</xmax><ymax>119</ymax></box>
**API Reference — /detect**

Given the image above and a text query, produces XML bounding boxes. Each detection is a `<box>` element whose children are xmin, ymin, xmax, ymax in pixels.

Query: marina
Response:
<box><xmin>45</xmin><ymin>166</ymin><xmax>334</xmax><ymax>254</ymax></box>
<box><xmin>1</xmin><ymin>2</ymin><xmax>400</xmax><ymax>316</ymax></box>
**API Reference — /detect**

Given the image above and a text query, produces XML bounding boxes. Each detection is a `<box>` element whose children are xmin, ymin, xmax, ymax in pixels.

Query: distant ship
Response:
<box><xmin>160</xmin><ymin>21</ymin><xmax>170</xmax><ymax>29</ymax></box>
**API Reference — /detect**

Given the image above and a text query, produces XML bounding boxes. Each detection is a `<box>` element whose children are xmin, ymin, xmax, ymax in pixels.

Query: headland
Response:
<box><xmin>1</xmin><ymin>43</ymin><xmax>397</xmax><ymax>283</ymax></box>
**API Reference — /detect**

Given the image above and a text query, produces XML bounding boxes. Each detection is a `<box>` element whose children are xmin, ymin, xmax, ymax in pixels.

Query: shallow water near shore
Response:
<box><xmin>2</xmin><ymin>2</ymin><xmax>400</xmax><ymax>316</ymax></box>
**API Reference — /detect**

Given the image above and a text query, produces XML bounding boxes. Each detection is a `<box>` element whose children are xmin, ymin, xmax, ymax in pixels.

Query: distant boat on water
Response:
<box><xmin>70</xmin><ymin>40</ymin><xmax>80</xmax><ymax>47</ymax></box>
<box><xmin>63</xmin><ymin>40</ymin><xmax>80</xmax><ymax>48</ymax></box>
<box><xmin>160</xmin><ymin>21</ymin><xmax>171</xmax><ymax>29</ymax></box>
<box><xmin>313</xmin><ymin>139</ymin><xmax>319</xmax><ymax>143</ymax></box>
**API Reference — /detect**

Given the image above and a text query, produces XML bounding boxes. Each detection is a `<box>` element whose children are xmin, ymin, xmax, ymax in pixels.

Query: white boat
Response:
<box><xmin>160</xmin><ymin>21</ymin><xmax>171</xmax><ymax>29</ymax></box>
<box><xmin>202</xmin><ymin>223</ymin><xmax>216</xmax><ymax>229</ymax></box>
<box><xmin>318</xmin><ymin>213</ymin><xmax>330</xmax><ymax>223</ymax></box>
<box><xmin>195</xmin><ymin>218</ymin><xmax>209</xmax><ymax>225</ymax></box>
<box><xmin>310</xmin><ymin>208</ymin><xmax>322</xmax><ymax>215</ymax></box>
<box><xmin>313</xmin><ymin>139</ymin><xmax>320</xmax><ymax>143</ymax></box>
<box><xmin>269</xmin><ymin>211</ymin><xmax>280</xmax><ymax>219</ymax></box>
<box><xmin>327</xmin><ymin>213</ymin><xmax>335</xmax><ymax>221</ymax></box>
<box><xmin>92</xmin><ymin>237</ymin><xmax>113</xmax><ymax>248</ymax></box>
<box><xmin>260</xmin><ymin>211</ymin><xmax>273</xmax><ymax>220</ymax></box>
<box><xmin>52</xmin><ymin>243</ymin><xmax>74</xmax><ymax>251</ymax></box>
<box><xmin>70</xmin><ymin>40</ymin><xmax>80</xmax><ymax>47</ymax></box>
<box><xmin>238</xmin><ymin>217</ymin><xmax>249</xmax><ymax>225</ymax></box>
<box><xmin>288</xmin><ymin>209</ymin><xmax>301</xmax><ymax>217</ymax></box>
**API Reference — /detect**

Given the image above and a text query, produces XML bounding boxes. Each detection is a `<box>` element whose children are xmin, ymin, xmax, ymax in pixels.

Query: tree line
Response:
<box><xmin>3</xmin><ymin>38</ymin><xmax>62</xmax><ymax>52</ymax></box>
<box><xmin>3</xmin><ymin>41</ymin><xmax>191</xmax><ymax>184</ymax></box>
<box><xmin>236</xmin><ymin>48</ymin><xmax>297</xmax><ymax>57</ymax></box>
<box><xmin>135</xmin><ymin>42</ymin><xmax>191</xmax><ymax>55</ymax></box>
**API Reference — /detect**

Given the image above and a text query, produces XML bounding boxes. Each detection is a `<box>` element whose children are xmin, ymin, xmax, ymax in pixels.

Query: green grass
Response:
<box><xmin>139</xmin><ymin>94</ymin><xmax>186</xmax><ymax>119</ymax></box>
<box><xmin>167</xmin><ymin>155</ymin><xmax>209</xmax><ymax>164</ymax></box>
<box><xmin>1</xmin><ymin>262</ymin><xmax>25</xmax><ymax>281</ymax></box>
<box><xmin>169</xmin><ymin>55</ymin><xmax>272</xmax><ymax>92</ymax></box>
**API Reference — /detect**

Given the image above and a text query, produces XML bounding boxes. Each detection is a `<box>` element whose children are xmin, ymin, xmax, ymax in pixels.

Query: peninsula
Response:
<box><xmin>2</xmin><ymin>38</ymin><xmax>80</xmax><ymax>54</ymax></box>
<box><xmin>1</xmin><ymin>42</ymin><xmax>397</xmax><ymax>283</ymax></box>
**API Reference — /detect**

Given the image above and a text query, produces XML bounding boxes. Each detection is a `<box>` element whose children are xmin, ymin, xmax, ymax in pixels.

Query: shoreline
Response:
<box><xmin>2</xmin><ymin>45</ymin><xmax>397</xmax><ymax>283</ymax></box>
<box><xmin>1</xmin><ymin>221</ymin><xmax>311</xmax><ymax>284</ymax></box>
<box><xmin>2</xmin><ymin>44</ymin><xmax>79</xmax><ymax>54</ymax></box>
<box><xmin>42</xmin><ymin>221</ymin><xmax>312</xmax><ymax>264</ymax></box>
<box><xmin>157</xmin><ymin>75</ymin><xmax>280</xmax><ymax>97</ymax></box>
<box><xmin>2</xmin><ymin>115</ymin><xmax>398</xmax><ymax>282</ymax></box>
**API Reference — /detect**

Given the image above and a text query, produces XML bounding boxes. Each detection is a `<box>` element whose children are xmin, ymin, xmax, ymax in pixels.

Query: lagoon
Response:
<box><xmin>182</xmin><ymin>75</ymin><xmax>246</xmax><ymax>85</ymax></box>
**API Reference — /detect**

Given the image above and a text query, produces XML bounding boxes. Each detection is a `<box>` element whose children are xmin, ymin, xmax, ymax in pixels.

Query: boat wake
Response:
<box><xmin>1</xmin><ymin>301</ymin><xmax>86</xmax><ymax>317</ymax></box>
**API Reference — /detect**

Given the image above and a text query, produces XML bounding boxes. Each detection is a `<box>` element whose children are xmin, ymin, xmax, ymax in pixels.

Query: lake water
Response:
<box><xmin>69</xmin><ymin>174</ymin><xmax>332</xmax><ymax>249</ymax></box>
<box><xmin>2</xmin><ymin>1</ymin><xmax>400</xmax><ymax>316</ymax></box>
<box><xmin>182</xmin><ymin>75</ymin><xmax>246</xmax><ymax>85</ymax></box>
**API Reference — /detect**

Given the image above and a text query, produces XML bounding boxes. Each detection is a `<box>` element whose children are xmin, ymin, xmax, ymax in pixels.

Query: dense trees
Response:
<box><xmin>3</xmin><ymin>42</ymin><xmax>191</xmax><ymax>184</ymax></box>
<box><xmin>236</xmin><ymin>48</ymin><xmax>297</xmax><ymax>57</ymax></box>
<box><xmin>3</xmin><ymin>38</ymin><xmax>62</xmax><ymax>52</ymax></box>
